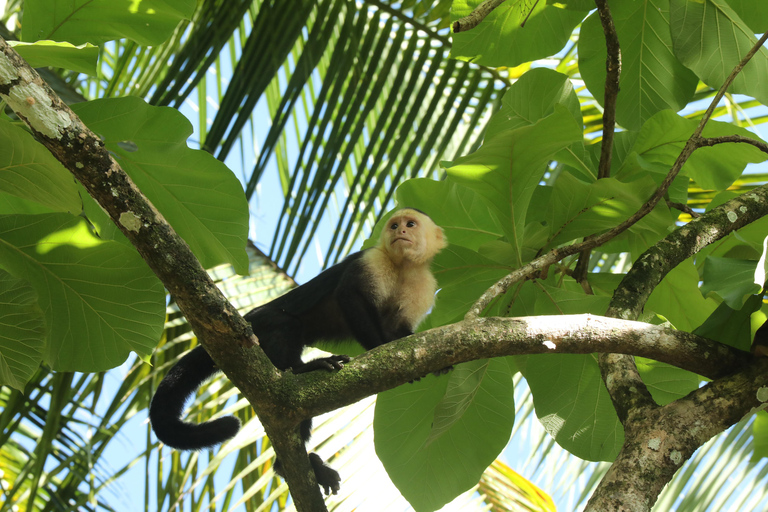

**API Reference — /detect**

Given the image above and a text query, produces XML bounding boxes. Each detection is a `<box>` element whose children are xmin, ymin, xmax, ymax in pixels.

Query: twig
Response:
<box><xmin>452</xmin><ymin>0</ymin><xmax>507</xmax><ymax>33</ymax></box>
<box><xmin>594</xmin><ymin>0</ymin><xmax>621</xmax><ymax>180</ymax></box>
<box><xmin>573</xmin><ymin>0</ymin><xmax>621</xmax><ymax>284</ymax></box>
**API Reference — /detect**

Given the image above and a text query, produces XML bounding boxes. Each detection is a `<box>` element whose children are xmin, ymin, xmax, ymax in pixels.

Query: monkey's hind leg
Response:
<box><xmin>273</xmin><ymin>418</ymin><xmax>342</xmax><ymax>495</ymax></box>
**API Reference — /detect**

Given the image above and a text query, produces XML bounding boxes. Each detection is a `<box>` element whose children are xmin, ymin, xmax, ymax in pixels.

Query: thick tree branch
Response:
<box><xmin>286</xmin><ymin>314</ymin><xmax>752</xmax><ymax>418</ymax></box>
<box><xmin>586</xmin><ymin>357</ymin><xmax>768</xmax><ymax>512</ymax></box>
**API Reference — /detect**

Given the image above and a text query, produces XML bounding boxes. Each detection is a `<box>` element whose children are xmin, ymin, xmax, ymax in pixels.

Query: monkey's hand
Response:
<box><xmin>291</xmin><ymin>355</ymin><xmax>351</xmax><ymax>374</ymax></box>
<box><xmin>410</xmin><ymin>365</ymin><xmax>454</xmax><ymax>383</ymax></box>
<box><xmin>309</xmin><ymin>453</ymin><xmax>341</xmax><ymax>495</ymax></box>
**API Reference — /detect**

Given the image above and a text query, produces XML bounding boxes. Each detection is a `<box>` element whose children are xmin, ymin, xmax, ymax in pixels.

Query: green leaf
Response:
<box><xmin>617</xmin><ymin>111</ymin><xmax>767</xmax><ymax>191</ymax></box>
<box><xmin>752</xmin><ymin>411</ymin><xmax>768</xmax><ymax>462</ymax></box>
<box><xmin>694</xmin><ymin>294</ymin><xmax>762</xmax><ymax>352</ymax></box>
<box><xmin>375</xmin><ymin>358</ymin><xmax>515</xmax><ymax>512</ymax></box>
<box><xmin>0</xmin><ymin>214</ymin><xmax>165</xmax><ymax>371</ymax></box>
<box><xmin>546</xmin><ymin>174</ymin><xmax>672</xmax><ymax>250</ymax></box>
<box><xmin>579</xmin><ymin>1</ymin><xmax>698</xmax><ymax>130</ymax></box>
<box><xmin>8</xmin><ymin>40</ymin><xmax>98</xmax><ymax>75</ymax></box>
<box><xmin>0</xmin><ymin>270</ymin><xmax>46</xmax><ymax>390</ymax></box>
<box><xmin>72</xmin><ymin>98</ymin><xmax>249</xmax><ymax>273</ymax></box>
<box><xmin>21</xmin><ymin>0</ymin><xmax>196</xmax><ymax>45</ymax></box>
<box><xmin>726</xmin><ymin>0</ymin><xmax>768</xmax><ymax>32</ymax></box>
<box><xmin>700</xmin><ymin>257</ymin><xmax>761</xmax><ymax>309</ymax></box>
<box><xmin>450</xmin><ymin>0</ymin><xmax>587</xmax><ymax>67</ymax></box>
<box><xmin>526</xmin><ymin>353</ymin><xmax>623</xmax><ymax>462</ymax></box>
<box><xmin>646</xmin><ymin>260</ymin><xmax>718</xmax><ymax>332</ymax></box>
<box><xmin>670</xmin><ymin>0</ymin><xmax>768</xmax><ymax>107</ymax></box>
<box><xmin>635</xmin><ymin>359</ymin><xmax>701</xmax><ymax>406</ymax></box>
<box><xmin>485</xmin><ymin>67</ymin><xmax>582</xmax><ymax>138</ymax></box>
<box><xmin>395</xmin><ymin>178</ymin><xmax>504</xmax><ymax>251</ymax></box>
<box><xmin>429</xmin><ymin>244</ymin><xmax>511</xmax><ymax>325</ymax></box>
<box><xmin>445</xmin><ymin>105</ymin><xmax>582</xmax><ymax>265</ymax></box>
<box><xmin>0</xmin><ymin>120</ymin><xmax>81</xmax><ymax>215</ymax></box>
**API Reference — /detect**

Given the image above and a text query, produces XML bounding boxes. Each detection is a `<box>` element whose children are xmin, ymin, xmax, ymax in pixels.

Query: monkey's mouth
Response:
<box><xmin>392</xmin><ymin>237</ymin><xmax>412</xmax><ymax>245</ymax></box>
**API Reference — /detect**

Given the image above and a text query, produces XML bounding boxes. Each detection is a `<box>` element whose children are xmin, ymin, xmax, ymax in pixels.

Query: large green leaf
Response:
<box><xmin>72</xmin><ymin>97</ymin><xmax>249</xmax><ymax>273</ymax></box>
<box><xmin>545</xmin><ymin>173</ymin><xmax>672</xmax><ymax>251</ymax></box>
<box><xmin>700</xmin><ymin>257</ymin><xmax>762</xmax><ymax>309</ymax></box>
<box><xmin>0</xmin><ymin>121</ymin><xmax>81</xmax><ymax>215</ymax></box>
<box><xmin>485</xmin><ymin>68</ymin><xmax>582</xmax><ymax>138</ymax></box>
<box><xmin>579</xmin><ymin>1</ymin><xmax>698</xmax><ymax>130</ymax></box>
<box><xmin>670</xmin><ymin>0</ymin><xmax>768</xmax><ymax>107</ymax></box>
<box><xmin>693</xmin><ymin>294</ymin><xmax>762</xmax><ymax>353</ymax></box>
<box><xmin>635</xmin><ymin>359</ymin><xmax>701</xmax><ymax>406</ymax></box>
<box><xmin>445</xmin><ymin>105</ymin><xmax>582</xmax><ymax>266</ymax></box>
<box><xmin>0</xmin><ymin>214</ymin><xmax>165</xmax><ymax>371</ymax></box>
<box><xmin>646</xmin><ymin>260</ymin><xmax>718</xmax><ymax>332</ymax></box>
<box><xmin>9</xmin><ymin>40</ymin><xmax>98</xmax><ymax>75</ymax></box>
<box><xmin>617</xmin><ymin>111</ymin><xmax>767</xmax><ymax>191</ymax></box>
<box><xmin>450</xmin><ymin>0</ymin><xmax>587</xmax><ymax>67</ymax></box>
<box><xmin>394</xmin><ymin>178</ymin><xmax>504</xmax><ymax>251</ymax></box>
<box><xmin>429</xmin><ymin>244</ymin><xmax>512</xmax><ymax>325</ymax></box>
<box><xmin>21</xmin><ymin>0</ymin><xmax>195</xmax><ymax>45</ymax></box>
<box><xmin>526</xmin><ymin>353</ymin><xmax>623</xmax><ymax>462</ymax></box>
<box><xmin>375</xmin><ymin>358</ymin><xmax>516</xmax><ymax>512</ymax></box>
<box><xmin>0</xmin><ymin>269</ymin><xmax>45</xmax><ymax>390</ymax></box>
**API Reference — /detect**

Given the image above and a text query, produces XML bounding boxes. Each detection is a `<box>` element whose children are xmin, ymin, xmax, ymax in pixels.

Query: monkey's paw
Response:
<box><xmin>291</xmin><ymin>355</ymin><xmax>351</xmax><ymax>374</ymax></box>
<box><xmin>309</xmin><ymin>452</ymin><xmax>341</xmax><ymax>495</ymax></box>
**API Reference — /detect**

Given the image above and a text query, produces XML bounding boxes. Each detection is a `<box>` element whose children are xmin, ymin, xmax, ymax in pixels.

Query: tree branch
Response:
<box><xmin>452</xmin><ymin>0</ymin><xmax>507</xmax><ymax>33</ymax></box>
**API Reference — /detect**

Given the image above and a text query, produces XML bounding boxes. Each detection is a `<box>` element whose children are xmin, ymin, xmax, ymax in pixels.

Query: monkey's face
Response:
<box><xmin>382</xmin><ymin>209</ymin><xmax>446</xmax><ymax>264</ymax></box>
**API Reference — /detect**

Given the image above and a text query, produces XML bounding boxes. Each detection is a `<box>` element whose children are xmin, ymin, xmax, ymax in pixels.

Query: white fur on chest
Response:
<box><xmin>362</xmin><ymin>248</ymin><xmax>437</xmax><ymax>330</ymax></box>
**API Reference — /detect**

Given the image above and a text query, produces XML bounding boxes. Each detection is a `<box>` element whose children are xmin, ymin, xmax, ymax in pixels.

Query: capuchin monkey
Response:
<box><xmin>149</xmin><ymin>208</ymin><xmax>446</xmax><ymax>496</ymax></box>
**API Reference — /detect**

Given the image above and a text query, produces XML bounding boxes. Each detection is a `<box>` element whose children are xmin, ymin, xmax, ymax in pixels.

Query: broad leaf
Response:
<box><xmin>670</xmin><ymin>0</ymin><xmax>768</xmax><ymax>107</ymax></box>
<box><xmin>700</xmin><ymin>257</ymin><xmax>762</xmax><ymax>309</ymax></box>
<box><xmin>445</xmin><ymin>105</ymin><xmax>582</xmax><ymax>265</ymax></box>
<box><xmin>646</xmin><ymin>260</ymin><xmax>718</xmax><ymax>332</ymax></box>
<box><xmin>0</xmin><ymin>121</ymin><xmax>81</xmax><ymax>215</ymax></box>
<box><xmin>375</xmin><ymin>358</ymin><xmax>515</xmax><ymax>512</ymax></box>
<box><xmin>0</xmin><ymin>214</ymin><xmax>165</xmax><ymax>371</ymax></box>
<box><xmin>9</xmin><ymin>40</ymin><xmax>98</xmax><ymax>75</ymax></box>
<box><xmin>72</xmin><ymin>98</ymin><xmax>250</xmax><ymax>273</ymax></box>
<box><xmin>526</xmin><ymin>353</ymin><xmax>623</xmax><ymax>462</ymax></box>
<box><xmin>635</xmin><ymin>359</ymin><xmax>701</xmax><ymax>406</ymax></box>
<box><xmin>579</xmin><ymin>1</ymin><xmax>698</xmax><ymax>130</ymax></box>
<box><xmin>617</xmin><ymin>111</ymin><xmax>767</xmax><ymax>191</ymax></box>
<box><xmin>450</xmin><ymin>0</ymin><xmax>587</xmax><ymax>68</ymax></box>
<box><xmin>0</xmin><ymin>270</ymin><xmax>45</xmax><ymax>390</ymax></box>
<box><xmin>22</xmin><ymin>0</ymin><xmax>195</xmax><ymax>46</ymax></box>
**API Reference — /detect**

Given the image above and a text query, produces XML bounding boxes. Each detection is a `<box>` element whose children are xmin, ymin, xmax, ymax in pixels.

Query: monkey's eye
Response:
<box><xmin>390</xmin><ymin>223</ymin><xmax>398</xmax><ymax>230</ymax></box>
<box><xmin>406</xmin><ymin>221</ymin><xmax>416</xmax><ymax>228</ymax></box>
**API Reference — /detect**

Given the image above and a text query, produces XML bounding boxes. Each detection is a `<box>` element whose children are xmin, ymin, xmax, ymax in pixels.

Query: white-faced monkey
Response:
<box><xmin>149</xmin><ymin>208</ymin><xmax>447</xmax><ymax>495</ymax></box>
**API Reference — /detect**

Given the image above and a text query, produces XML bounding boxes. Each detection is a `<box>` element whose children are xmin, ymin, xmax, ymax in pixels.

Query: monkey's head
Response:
<box><xmin>380</xmin><ymin>208</ymin><xmax>447</xmax><ymax>265</ymax></box>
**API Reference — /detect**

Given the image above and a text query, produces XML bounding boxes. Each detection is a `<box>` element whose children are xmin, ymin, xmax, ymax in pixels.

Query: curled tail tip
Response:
<box><xmin>151</xmin><ymin>415</ymin><xmax>241</xmax><ymax>451</ymax></box>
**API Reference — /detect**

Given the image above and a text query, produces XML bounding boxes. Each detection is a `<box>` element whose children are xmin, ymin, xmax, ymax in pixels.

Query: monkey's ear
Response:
<box><xmin>434</xmin><ymin>226</ymin><xmax>448</xmax><ymax>251</ymax></box>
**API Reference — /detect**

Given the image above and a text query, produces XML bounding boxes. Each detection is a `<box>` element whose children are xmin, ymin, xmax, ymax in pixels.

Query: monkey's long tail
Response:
<box><xmin>149</xmin><ymin>345</ymin><xmax>241</xmax><ymax>450</ymax></box>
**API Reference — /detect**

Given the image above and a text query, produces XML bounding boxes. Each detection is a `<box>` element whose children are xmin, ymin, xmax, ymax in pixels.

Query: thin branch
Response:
<box><xmin>594</xmin><ymin>0</ymin><xmax>621</xmax><ymax>180</ymax></box>
<box><xmin>452</xmin><ymin>0</ymin><xmax>507</xmax><ymax>33</ymax></box>
<box><xmin>667</xmin><ymin>200</ymin><xmax>701</xmax><ymax>218</ymax></box>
